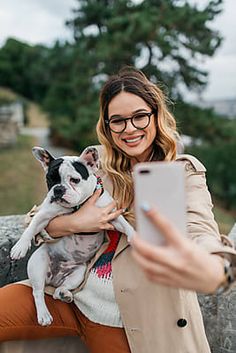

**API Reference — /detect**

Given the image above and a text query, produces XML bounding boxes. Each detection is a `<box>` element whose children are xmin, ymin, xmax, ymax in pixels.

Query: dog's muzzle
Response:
<box><xmin>50</xmin><ymin>185</ymin><xmax>67</xmax><ymax>203</ymax></box>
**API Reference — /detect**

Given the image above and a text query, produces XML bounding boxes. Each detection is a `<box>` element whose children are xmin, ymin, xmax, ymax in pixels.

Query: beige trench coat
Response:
<box><xmin>21</xmin><ymin>151</ymin><xmax>236</xmax><ymax>353</ymax></box>
<box><xmin>75</xmin><ymin>152</ymin><xmax>236</xmax><ymax>353</ymax></box>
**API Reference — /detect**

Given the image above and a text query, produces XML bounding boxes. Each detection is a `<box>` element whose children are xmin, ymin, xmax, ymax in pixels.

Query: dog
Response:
<box><xmin>10</xmin><ymin>146</ymin><xmax>134</xmax><ymax>326</ymax></box>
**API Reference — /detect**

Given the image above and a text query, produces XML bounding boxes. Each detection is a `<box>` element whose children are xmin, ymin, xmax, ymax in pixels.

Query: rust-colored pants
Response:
<box><xmin>0</xmin><ymin>284</ymin><xmax>131</xmax><ymax>353</ymax></box>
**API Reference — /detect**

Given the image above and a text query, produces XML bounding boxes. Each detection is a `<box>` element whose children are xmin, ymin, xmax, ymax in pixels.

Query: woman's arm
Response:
<box><xmin>46</xmin><ymin>189</ymin><xmax>124</xmax><ymax>238</ymax></box>
<box><xmin>131</xmin><ymin>157</ymin><xmax>236</xmax><ymax>294</ymax></box>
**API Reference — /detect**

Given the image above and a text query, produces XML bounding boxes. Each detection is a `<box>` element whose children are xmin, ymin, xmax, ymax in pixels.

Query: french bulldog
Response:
<box><xmin>10</xmin><ymin>146</ymin><xmax>134</xmax><ymax>326</ymax></box>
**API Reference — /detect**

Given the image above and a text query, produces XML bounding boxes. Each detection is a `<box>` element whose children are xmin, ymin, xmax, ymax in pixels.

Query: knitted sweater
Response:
<box><xmin>74</xmin><ymin>230</ymin><xmax>123</xmax><ymax>327</ymax></box>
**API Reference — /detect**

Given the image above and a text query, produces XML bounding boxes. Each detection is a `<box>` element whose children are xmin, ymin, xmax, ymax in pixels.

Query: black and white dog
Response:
<box><xmin>10</xmin><ymin>146</ymin><xmax>134</xmax><ymax>326</ymax></box>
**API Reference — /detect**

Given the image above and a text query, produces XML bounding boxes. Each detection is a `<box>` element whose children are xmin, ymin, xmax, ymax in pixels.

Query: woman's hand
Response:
<box><xmin>69</xmin><ymin>189</ymin><xmax>124</xmax><ymax>233</ymax></box>
<box><xmin>46</xmin><ymin>189</ymin><xmax>124</xmax><ymax>237</ymax></box>
<box><xmin>131</xmin><ymin>205</ymin><xmax>225</xmax><ymax>294</ymax></box>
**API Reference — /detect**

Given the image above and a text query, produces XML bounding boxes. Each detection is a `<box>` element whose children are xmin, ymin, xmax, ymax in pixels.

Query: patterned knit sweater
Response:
<box><xmin>74</xmin><ymin>230</ymin><xmax>123</xmax><ymax>327</ymax></box>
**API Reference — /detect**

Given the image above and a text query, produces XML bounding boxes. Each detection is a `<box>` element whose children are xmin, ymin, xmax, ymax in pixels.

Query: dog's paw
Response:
<box><xmin>53</xmin><ymin>287</ymin><xmax>73</xmax><ymax>303</ymax></box>
<box><xmin>10</xmin><ymin>239</ymin><xmax>31</xmax><ymax>260</ymax></box>
<box><xmin>37</xmin><ymin>308</ymin><xmax>53</xmax><ymax>326</ymax></box>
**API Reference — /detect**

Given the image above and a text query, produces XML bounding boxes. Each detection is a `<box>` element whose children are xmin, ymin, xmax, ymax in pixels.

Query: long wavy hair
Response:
<box><xmin>96</xmin><ymin>67</ymin><xmax>178</xmax><ymax>225</ymax></box>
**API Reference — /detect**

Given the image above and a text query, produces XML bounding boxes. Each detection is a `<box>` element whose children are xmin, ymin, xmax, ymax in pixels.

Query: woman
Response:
<box><xmin>1</xmin><ymin>67</ymin><xmax>236</xmax><ymax>353</ymax></box>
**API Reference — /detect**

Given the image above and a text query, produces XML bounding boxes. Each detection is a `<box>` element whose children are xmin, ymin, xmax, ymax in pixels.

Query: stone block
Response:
<box><xmin>0</xmin><ymin>215</ymin><xmax>36</xmax><ymax>286</ymax></box>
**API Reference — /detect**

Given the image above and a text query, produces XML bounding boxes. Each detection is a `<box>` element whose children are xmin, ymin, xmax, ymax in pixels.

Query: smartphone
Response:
<box><xmin>133</xmin><ymin>162</ymin><xmax>186</xmax><ymax>245</ymax></box>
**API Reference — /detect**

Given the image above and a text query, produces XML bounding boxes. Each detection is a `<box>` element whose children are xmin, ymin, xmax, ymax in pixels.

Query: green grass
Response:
<box><xmin>212</xmin><ymin>202</ymin><xmax>235</xmax><ymax>235</ymax></box>
<box><xmin>0</xmin><ymin>135</ymin><xmax>46</xmax><ymax>215</ymax></box>
<box><xmin>0</xmin><ymin>86</ymin><xmax>19</xmax><ymax>103</ymax></box>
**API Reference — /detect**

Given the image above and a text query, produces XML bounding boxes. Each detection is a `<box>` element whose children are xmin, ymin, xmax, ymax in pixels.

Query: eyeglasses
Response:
<box><xmin>105</xmin><ymin>111</ymin><xmax>154</xmax><ymax>133</ymax></box>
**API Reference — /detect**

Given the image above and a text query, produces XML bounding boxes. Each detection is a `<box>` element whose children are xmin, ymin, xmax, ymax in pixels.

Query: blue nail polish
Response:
<box><xmin>140</xmin><ymin>202</ymin><xmax>151</xmax><ymax>212</ymax></box>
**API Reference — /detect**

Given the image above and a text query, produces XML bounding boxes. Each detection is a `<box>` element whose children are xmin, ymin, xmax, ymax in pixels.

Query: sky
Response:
<box><xmin>0</xmin><ymin>0</ymin><xmax>235</xmax><ymax>101</ymax></box>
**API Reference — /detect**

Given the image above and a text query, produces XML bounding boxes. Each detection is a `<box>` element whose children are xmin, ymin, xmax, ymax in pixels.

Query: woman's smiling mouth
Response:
<box><xmin>122</xmin><ymin>136</ymin><xmax>144</xmax><ymax>144</ymax></box>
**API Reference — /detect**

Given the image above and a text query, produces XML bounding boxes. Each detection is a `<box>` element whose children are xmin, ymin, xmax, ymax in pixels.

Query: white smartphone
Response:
<box><xmin>133</xmin><ymin>162</ymin><xmax>187</xmax><ymax>245</ymax></box>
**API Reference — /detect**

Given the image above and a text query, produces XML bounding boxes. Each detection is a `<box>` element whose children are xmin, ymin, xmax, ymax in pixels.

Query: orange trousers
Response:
<box><xmin>0</xmin><ymin>284</ymin><xmax>131</xmax><ymax>353</ymax></box>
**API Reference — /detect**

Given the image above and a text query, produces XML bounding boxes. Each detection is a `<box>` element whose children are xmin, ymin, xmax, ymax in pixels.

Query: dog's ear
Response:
<box><xmin>32</xmin><ymin>147</ymin><xmax>55</xmax><ymax>171</ymax></box>
<box><xmin>79</xmin><ymin>147</ymin><xmax>100</xmax><ymax>172</ymax></box>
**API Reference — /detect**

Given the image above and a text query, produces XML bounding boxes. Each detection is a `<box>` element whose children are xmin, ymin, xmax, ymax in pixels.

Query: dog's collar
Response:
<box><xmin>73</xmin><ymin>175</ymin><xmax>104</xmax><ymax>212</ymax></box>
<box><xmin>95</xmin><ymin>175</ymin><xmax>104</xmax><ymax>195</ymax></box>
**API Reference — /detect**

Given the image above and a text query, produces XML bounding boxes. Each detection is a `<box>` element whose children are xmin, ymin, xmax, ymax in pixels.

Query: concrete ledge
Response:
<box><xmin>1</xmin><ymin>215</ymin><xmax>236</xmax><ymax>353</ymax></box>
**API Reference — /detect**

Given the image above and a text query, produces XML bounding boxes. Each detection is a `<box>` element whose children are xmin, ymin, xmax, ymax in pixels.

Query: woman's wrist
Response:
<box><xmin>213</xmin><ymin>255</ymin><xmax>235</xmax><ymax>295</ymax></box>
<box><xmin>209</xmin><ymin>255</ymin><xmax>234</xmax><ymax>294</ymax></box>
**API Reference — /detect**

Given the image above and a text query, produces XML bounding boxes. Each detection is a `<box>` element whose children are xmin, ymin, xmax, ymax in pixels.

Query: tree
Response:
<box><xmin>0</xmin><ymin>38</ymin><xmax>50</xmax><ymax>101</ymax></box>
<box><xmin>50</xmin><ymin>0</ymin><xmax>223</xmax><ymax>149</ymax></box>
<box><xmin>67</xmin><ymin>0</ymin><xmax>223</xmax><ymax>96</ymax></box>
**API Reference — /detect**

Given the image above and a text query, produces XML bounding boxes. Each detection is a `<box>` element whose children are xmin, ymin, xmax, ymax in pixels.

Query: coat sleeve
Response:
<box><xmin>176</xmin><ymin>154</ymin><xmax>236</xmax><ymax>264</ymax></box>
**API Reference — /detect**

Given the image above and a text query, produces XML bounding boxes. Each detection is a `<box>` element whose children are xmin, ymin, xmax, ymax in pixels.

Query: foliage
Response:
<box><xmin>188</xmin><ymin>143</ymin><xmax>236</xmax><ymax>209</ymax></box>
<box><xmin>0</xmin><ymin>38</ymin><xmax>51</xmax><ymax>102</ymax></box>
<box><xmin>173</xmin><ymin>100</ymin><xmax>236</xmax><ymax>144</ymax></box>
<box><xmin>67</xmin><ymin>0</ymin><xmax>223</xmax><ymax>94</ymax></box>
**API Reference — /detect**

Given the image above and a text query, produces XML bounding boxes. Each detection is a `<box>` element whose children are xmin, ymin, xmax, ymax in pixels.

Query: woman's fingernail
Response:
<box><xmin>140</xmin><ymin>202</ymin><xmax>151</xmax><ymax>212</ymax></box>
<box><xmin>122</xmin><ymin>208</ymin><xmax>128</xmax><ymax>213</ymax></box>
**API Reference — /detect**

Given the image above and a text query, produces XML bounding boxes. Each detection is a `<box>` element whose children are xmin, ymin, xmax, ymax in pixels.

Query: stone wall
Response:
<box><xmin>0</xmin><ymin>102</ymin><xmax>24</xmax><ymax>148</ymax></box>
<box><xmin>0</xmin><ymin>116</ymin><xmax>18</xmax><ymax>147</ymax></box>
<box><xmin>1</xmin><ymin>215</ymin><xmax>236</xmax><ymax>353</ymax></box>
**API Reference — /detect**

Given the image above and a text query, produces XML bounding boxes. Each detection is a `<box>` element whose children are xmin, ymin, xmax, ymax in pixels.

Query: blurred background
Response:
<box><xmin>0</xmin><ymin>0</ymin><xmax>235</xmax><ymax>234</ymax></box>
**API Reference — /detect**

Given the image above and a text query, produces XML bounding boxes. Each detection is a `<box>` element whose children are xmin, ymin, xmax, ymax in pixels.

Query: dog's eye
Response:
<box><xmin>70</xmin><ymin>178</ymin><xmax>80</xmax><ymax>184</ymax></box>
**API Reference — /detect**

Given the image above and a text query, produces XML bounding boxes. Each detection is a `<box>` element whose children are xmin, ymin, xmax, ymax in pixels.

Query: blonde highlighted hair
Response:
<box><xmin>96</xmin><ymin>67</ymin><xmax>178</xmax><ymax>225</ymax></box>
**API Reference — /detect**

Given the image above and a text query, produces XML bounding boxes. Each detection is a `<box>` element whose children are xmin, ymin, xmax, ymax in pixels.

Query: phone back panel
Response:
<box><xmin>134</xmin><ymin>162</ymin><xmax>186</xmax><ymax>245</ymax></box>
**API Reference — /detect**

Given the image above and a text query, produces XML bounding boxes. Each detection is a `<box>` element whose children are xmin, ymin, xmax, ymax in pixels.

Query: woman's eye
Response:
<box><xmin>133</xmin><ymin>113</ymin><xmax>146</xmax><ymax>121</ymax></box>
<box><xmin>70</xmin><ymin>178</ymin><xmax>80</xmax><ymax>184</ymax></box>
<box><xmin>111</xmin><ymin>119</ymin><xmax>124</xmax><ymax>125</ymax></box>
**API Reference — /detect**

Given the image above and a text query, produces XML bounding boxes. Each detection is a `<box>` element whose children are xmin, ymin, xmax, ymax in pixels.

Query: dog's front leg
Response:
<box><xmin>10</xmin><ymin>210</ymin><xmax>52</xmax><ymax>260</ymax></box>
<box><xmin>10</xmin><ymin>202</ymin><xmax>68</xmax><ymax>260</ymax></box>
<box><xmin>27</xmin><ymin>245</ymin><xmax>53</xmax><ymax>326</ymax></box>
<box><xmin>112</xmin><ymin>216</ymin><xmax>135</xmax><ymax>242</ymax></box>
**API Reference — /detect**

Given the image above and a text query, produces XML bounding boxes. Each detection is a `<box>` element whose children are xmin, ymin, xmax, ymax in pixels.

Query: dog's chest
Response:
<box><xmin>46</xmin><ymin>232</ymin><xmax>104</xmax><ymax>286</ymax></box>
<box><xmin>48</xmin><ymin>233</ymin><xmax>104</xmax><ymax>262</ymax></box>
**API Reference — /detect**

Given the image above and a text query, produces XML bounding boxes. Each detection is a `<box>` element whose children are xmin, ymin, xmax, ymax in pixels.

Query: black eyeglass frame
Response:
<box><xmin>105</xmin><ymin>110</ymin><xmax>155</xmax><ymax>133</ymax></box>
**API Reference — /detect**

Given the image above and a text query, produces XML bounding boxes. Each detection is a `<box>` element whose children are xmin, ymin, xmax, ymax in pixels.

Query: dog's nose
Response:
<box><xmin>53</xmin><ymin>185</ymin><xmax>65</xmax><ymax>197</ymax></box>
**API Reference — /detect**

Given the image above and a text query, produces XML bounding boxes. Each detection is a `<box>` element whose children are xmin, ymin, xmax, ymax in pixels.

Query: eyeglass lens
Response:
<box><xmin>109</xmin><ymin>112</ymin><xmax>152</xmax><ymax>133</ymax></box>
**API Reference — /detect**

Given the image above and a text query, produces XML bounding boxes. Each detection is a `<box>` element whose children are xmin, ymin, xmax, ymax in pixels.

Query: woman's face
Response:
<box><xmin>107</xmin><ymin>91</ymin><xmax>157</xmax><ymax>166</ymax></box>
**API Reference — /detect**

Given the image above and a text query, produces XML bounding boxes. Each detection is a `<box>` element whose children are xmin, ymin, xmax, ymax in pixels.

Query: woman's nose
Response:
<box><xmin>124</xmin><ymin>119</ymin><xmax>136</xmax><ymax>133</ymax></box>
